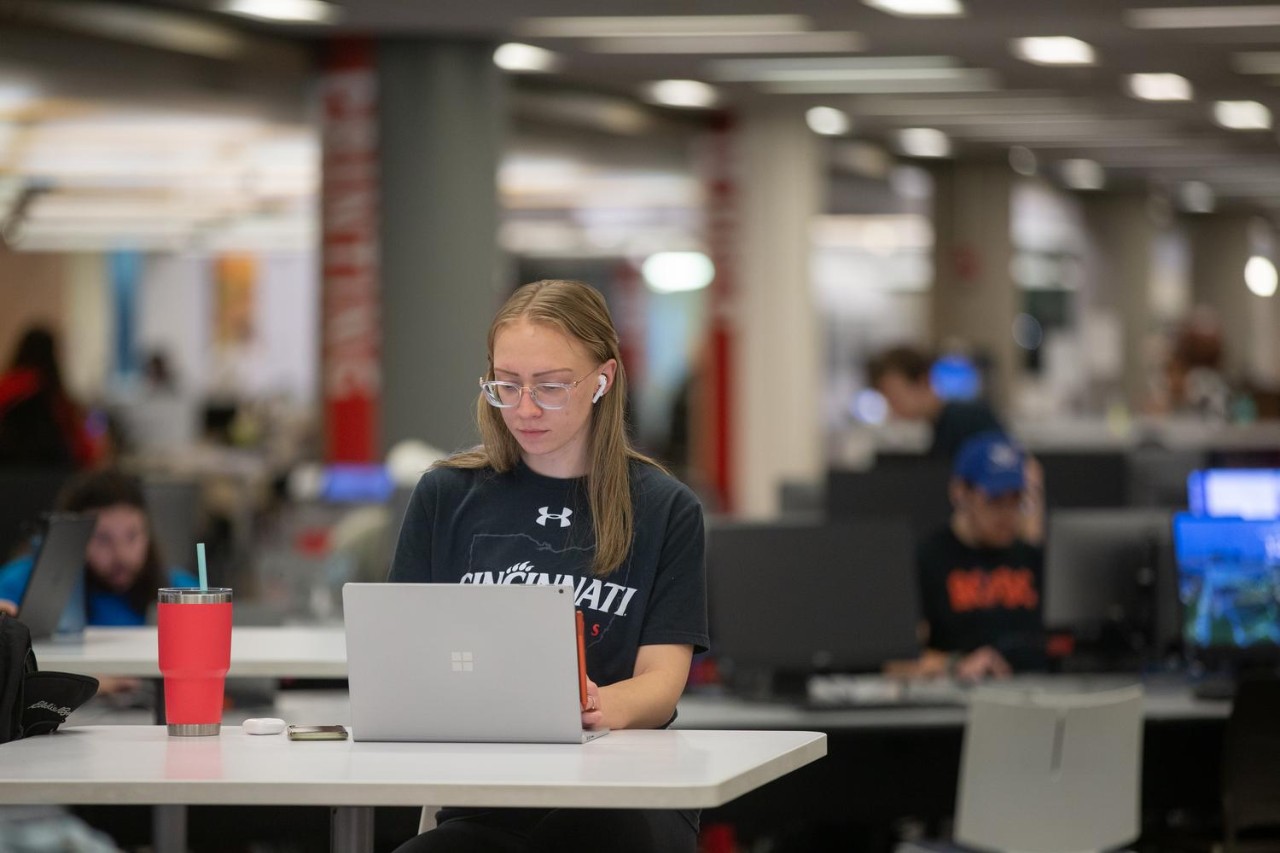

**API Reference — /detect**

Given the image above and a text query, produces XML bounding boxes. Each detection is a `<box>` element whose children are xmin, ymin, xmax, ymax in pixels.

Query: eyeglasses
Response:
<box><xmin>479</xmin><ymin>367</ymin><xmax>599</xmax><ymax>410</ymax></box>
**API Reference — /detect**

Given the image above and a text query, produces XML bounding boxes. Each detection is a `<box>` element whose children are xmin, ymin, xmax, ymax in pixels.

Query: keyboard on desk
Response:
<box><xmin>806</xmin><ymin>674</ymin><xmax>970</xmax><ymax>709</ymax></box>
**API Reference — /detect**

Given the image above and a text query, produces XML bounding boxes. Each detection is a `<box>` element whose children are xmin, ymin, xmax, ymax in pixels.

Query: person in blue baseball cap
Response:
<box><xmin>906</xmin><ymin>431</ymin><xmax>1046</xmax><ymax>680</ymax></box>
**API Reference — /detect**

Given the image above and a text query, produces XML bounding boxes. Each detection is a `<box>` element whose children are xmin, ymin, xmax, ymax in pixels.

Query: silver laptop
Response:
<box><xmin>343</xmin><ymin>583</ymin><xmax>608</xmax><ymax>744</ymax></box>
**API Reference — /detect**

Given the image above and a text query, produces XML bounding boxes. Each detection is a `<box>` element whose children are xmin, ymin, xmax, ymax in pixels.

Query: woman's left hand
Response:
<box><xmin>581</xmin><ymin>678</ymin><xmax>605</xmax><ymax>730</ymax></box>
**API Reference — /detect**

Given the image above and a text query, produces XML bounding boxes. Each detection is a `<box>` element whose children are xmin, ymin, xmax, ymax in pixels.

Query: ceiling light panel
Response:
<box><xmin>1214</xmin><ymin>100</ymin><xmax>1272</xmax><ymax>129</ymax></box>
<box><xmin>1011</xmin><ymin>37</ymin><xmax>1096</xmax><ymax>66</ymax></box>
<box><xmin>806</xmin><ymin>107</ymin><xmax>852</xmax><ymax>136</ymax></box>
<box><xmin>1127</xmin><ymin>73</ymin><xmax>1193</xmax><ymax>101</ymax></box>
<box><xmin>898</xmin><ymin>127</ymin><xmax>951</xmax><ymax>157</ymax></box>
<box><xmin>518</xmin><ymin>15</ymin><xmax>810</xmax><ymax>38</ymax></box>
<box><xmin>864</xmin><ymin>0</ymin><xmax>965</xmax><ymax>17</ymax></box>
<box><xmin>493</xmin><ymin>43</ymin><xmax>561</xmax><ymax>73</ymax></box>
<box><xmin>221</xmin><ymin>0</ymin><xmax>338</xmax><ymax>24</ymax></box>
<box><xmin>642</xmin><ymin>80</ymin><xmax>719</xmax><ymax>109</ymax></box>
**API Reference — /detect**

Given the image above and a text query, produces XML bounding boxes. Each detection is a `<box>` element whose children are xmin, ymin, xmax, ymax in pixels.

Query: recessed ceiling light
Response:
<box><xmin>1245</xmin><ymin>255</ymin><xmax>1278</xmax><ymax>297</ymax></box>
<box><xmin>1126</xmin><ymin>73</ymin><xmax>1193</xmax><ymax>101</ymax></box>
<box><xmin>1128</xmin><ymin>5</ymin><xmax>1280</xmax><ymax>28</ymax></box>
<box><xmin>1213</xmin><ymin>100</ymin><xmax>1272</xmax><ymax>130</ymax></box>
<box><xmin>518</xmin><ymin>15</ymin><xmax>810</xmax><ymax>37</ymax></box>
<box><xmin>1011</xmin><ymin>37</ymin><xmax>1096</xmax><ymax>66</ymax></box>
<box><xmin>1178</xmin><ymin>181</ymin><xmax>1215</xmax><ymax>213</ymax></box>
<box><xmin>806</xmin><ymin>107</ymin><xmax>852</xmax><ymax>136</ymax></box>
<box><xmin>1060</xmin><ymin>158</ymin><xmax>1105</xmax><ymax>190</ymax></box>
<box><xmin>642</xmin><ymin>80</ymin><xmax>719</xmax><ymax>109</ymax></box>
<box><xmin>864</xmin><ymin>0</ymin><xmax>965</xmax><ymax>17</ymax></box>
<box><xmin>220</xmin><ymin>0</ymin><xmax>337</xmax><ymax>24</ymax></box>
<box><xmin>493</xmin><ymin>43</ymin><xmax>561</xmax><ymax>74</ymax></box>
<box><xmin>897</xmin><ymin>128</ymin><xmax>951</xmax><ymax>158</ymax></box>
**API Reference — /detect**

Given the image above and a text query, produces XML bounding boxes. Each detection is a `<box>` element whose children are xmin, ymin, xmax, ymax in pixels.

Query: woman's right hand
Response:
<box><xmin>0</xmin><ymin>600</ymin><xmax>16</xmax><ymax>617</ymax></box>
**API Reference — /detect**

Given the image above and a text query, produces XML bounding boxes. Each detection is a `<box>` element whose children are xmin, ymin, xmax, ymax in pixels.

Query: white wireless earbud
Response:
<box><xmin>592</xmin><ymin>375</ymin><xmax>607</xmax><ymax>404</ymax></box>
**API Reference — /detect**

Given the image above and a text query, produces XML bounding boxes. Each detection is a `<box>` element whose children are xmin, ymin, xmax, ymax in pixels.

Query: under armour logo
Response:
<box><xmin>537</xmin><ymin>506</ymin><xmax>573</xmax><ymax>528</ymax></box>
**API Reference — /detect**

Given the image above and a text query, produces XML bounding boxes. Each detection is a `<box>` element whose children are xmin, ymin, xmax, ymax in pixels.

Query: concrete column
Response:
<box><xmin>377</xmin><ymin>39</ymin><xmax>505</xmax><ymax>455</ymax></box>
<box><xmin>1080</xmin><ymin>193</ymin><xmax>1160</xmax><ymax>412</ymax></box>
<box><xmin>731</xmin><ymin>106</ymin><xmax>823</xmax><ymax>517</ymax></box>
<box><xmin>930</xmin><ymin>163</ymin><xmax>1017</xmax><ymax>411</ymax></box>
<box><xmin>1186</xmin><ymin>213</ymin><xmax>1275</xmax><ymax>386</ymax></box>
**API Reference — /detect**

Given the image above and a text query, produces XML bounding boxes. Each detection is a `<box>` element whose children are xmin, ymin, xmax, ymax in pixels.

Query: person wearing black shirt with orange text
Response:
<box><xmin>912</xmin><ymin>432</ymin><xmax>1045</xmax><ymax>680</ymax></box>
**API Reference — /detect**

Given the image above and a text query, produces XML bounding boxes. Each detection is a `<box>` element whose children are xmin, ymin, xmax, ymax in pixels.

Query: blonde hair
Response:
<box><xmin>441</xmin><ymin>280</ymin><xmax>663</xmax><ymax>577</ymax></box>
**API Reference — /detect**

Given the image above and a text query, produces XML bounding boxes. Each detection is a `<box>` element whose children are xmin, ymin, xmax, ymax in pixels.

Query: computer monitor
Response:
<box><xmin>1037</xmin><ymin>451</ymin><xmax>1129</xmax><ymax>509</ymax></box>
<box><xmin>1044</xmin><ymin>509</ymin><xmax>1177</xmax><ymax>660</ymax></box>
<box><xmin>931</xmin><ymin>354</ymin><xmax>982</xmax><ymax>402</ymax></box>
<box><xmin>706</xmin><ymin>519</ymin><xmax>920</xmax><ymax>687</ymax></box>
<box><xmin>1187</xmin><ymin>469</ymin><xmax>1280</xmax><ymax>520</ymax></box>
<box><xmin>320</xmin><ymin>464</ymin><xmax>395</xmax><ymax>504</ymax></box>
<box><xmin>826</xmin><ymin>459</ymin><xmax>953</xmax><ymax>536</ymax></box>
<box><xmin>1127</xmin><ymin>448</ymin><xmax>1204</xmax><ymax>508</ymax></box>
<box><xmin>1173</xmin><ymin>514</ymin><xmax>1280</xmax><ymax>665</ymax></box>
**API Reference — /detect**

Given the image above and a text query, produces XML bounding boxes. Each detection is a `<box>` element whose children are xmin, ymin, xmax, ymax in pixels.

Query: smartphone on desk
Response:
<box><xmin>287</xmin><ymin>725</ymin><xmax>348</xmax><ymax>741</ymax></box>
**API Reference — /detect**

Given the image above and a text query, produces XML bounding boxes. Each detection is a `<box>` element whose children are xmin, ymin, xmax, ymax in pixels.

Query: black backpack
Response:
<box><xmin>0</xmin><ymin>613</ymin><xmax>99</xmax><ymax>743</ymax></box>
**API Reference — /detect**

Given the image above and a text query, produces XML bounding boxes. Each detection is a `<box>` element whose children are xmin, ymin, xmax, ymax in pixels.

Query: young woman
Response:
<box><xmin>388</xmin><ymin>280</ymin><xmax>708</xmax><ymax>853</ymax></box>
<box><xmin>0</xmin><ymin>469</ymin><xmax>198</xmax><ymax>625</ymax></box>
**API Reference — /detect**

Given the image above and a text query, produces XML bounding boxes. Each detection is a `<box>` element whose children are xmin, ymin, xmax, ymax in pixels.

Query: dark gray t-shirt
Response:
<box><xmin>389</xmin><ymin>459</ymin><xmax>709</xmax><ymax>688</ymax></box>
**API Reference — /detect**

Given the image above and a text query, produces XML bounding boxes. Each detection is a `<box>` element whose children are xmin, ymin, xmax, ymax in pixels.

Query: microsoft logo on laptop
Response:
<box><xmin>450</xmin><ymin>652</ymin><xmax>474</xmax><ymax>672</ymax></box>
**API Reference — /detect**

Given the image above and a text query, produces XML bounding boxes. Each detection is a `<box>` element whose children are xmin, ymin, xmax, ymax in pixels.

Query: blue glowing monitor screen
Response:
<box><xmin>1173</xmin><ymin>514</ymin><xmax>1280</xmax><ymax>651</ymax></box>
<box><xmin>321</xmin><ymin>464</ymin><xmax>395</xmax><ymax>504</ymax></box>
<box><xmin>929</xmin><ymin>355</ymin><xmax>982</xmax><ymax>402</ymax></box>
<box><xmin>1187</xmin><ymin>469</ymin><xmax>1280</xmax><ymax>520</ymax></box>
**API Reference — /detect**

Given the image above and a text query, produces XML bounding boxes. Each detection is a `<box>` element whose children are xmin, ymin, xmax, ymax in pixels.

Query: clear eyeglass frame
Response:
<box><xmin>478</xmin><ymin>366</ymin><xmax>600</xmax><ymax>410</ymax></box>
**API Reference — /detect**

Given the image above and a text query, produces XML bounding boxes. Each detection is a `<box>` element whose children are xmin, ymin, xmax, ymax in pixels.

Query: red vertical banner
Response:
<box><xmin>702</xmin><ymin>114</ymin><xmax>737</xmax><ymax>513</ymax></box>
<box><xmin>321</xmin><ymin>39</ymin><xmax>381</xmax><ymax>463</ymax></box>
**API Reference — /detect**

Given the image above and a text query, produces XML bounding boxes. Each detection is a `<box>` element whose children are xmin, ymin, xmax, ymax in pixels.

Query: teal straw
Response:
<box><xmin>196</xmin><ymin>542</ymin><xmax>208</xmax><ymax>591</ymax></box>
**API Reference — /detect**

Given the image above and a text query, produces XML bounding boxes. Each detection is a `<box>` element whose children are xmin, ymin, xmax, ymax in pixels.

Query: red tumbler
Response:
<box><xmin>157</xmin><ymin>588</ymin><xmax>232</xmax><ymax>736</ymax></box>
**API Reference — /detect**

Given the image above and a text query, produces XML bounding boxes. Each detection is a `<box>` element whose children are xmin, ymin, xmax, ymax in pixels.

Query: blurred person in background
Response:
<box><xmin>1154</xmin><ymin>307</ymin><xmax>1231</xmax><ymax>420</ymax></box>
<box><xmin>0</xmin><ymin>469</ymin><xmax>197</xmax><ymax>625</ymax></box>
<box><xmin>868</xmin><ymin>345</ymin><xmax>1003</xmax><ymax>460</ymax></box>
<box><xmin>898</xmin><ymin>432</ymin><xmax>1046</xmax><ymax>680</ymax></box>
<box><xmin>0</xmin><ymin>326</ymin><xmax>102</xmax><ymax>469</ymax></box>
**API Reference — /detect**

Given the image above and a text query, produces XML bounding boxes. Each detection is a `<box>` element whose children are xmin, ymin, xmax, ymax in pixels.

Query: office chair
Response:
<box><xmin>1222</xmin><ymin>677</ymin><xmax>1280</xmax><ymax>853</ymax></box>
<box><xmin>955</xmin><ymin>684</ymin><xmax>1143</xmax><ymax>853</ymax></box>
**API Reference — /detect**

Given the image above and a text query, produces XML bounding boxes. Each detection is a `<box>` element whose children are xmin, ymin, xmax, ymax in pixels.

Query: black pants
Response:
<box><xmin>391</xmin><ymin>807</ymin><xmax>699</xmax><ymax>853</ymax></box>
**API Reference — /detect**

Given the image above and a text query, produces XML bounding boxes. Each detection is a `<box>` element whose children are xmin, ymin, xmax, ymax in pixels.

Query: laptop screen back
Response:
<box><xmin>18</xmin><ymin>513</ymin><xmax>97</xmax><ymax>640</ymax></box>
<box><xmin>343</xmin><ymin>583</ymin><xmax>592</xmax><ymax>743</ymax></box>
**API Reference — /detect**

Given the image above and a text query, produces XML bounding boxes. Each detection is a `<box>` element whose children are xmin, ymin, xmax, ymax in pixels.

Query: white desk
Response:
<box><xmin>0</xmin><ymin>726</ymin><xmax>826</xmax><ymax>853</ymax></box>
<box><xmin>32</xmin><ymin>626</ymin><xmax>348</xmax><ymax>678</ymax></box>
